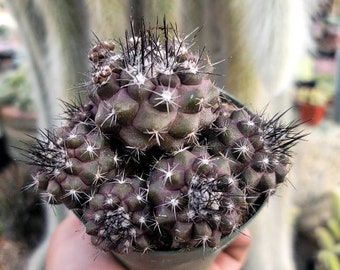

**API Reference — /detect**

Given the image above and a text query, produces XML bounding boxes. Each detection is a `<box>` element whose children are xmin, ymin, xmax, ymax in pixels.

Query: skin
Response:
<box><xmin>46</xmin><ymin>213</ymin><xmax>251</xmax><ymax>270</ymax></box>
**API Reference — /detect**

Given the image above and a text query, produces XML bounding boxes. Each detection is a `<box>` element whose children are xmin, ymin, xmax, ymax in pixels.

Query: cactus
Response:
<box><xmin>88</xmin><ymin>20</ymin><xmax>220</xmax><ymax>151</ymax></box>
<box><xmin>315</xmin><ymin>190</ymin><xmax>340</xmax><ymax>270</ymax></box>
<box><xmin>25</xmin><ymin>20</ymin><xmax>304</xmax><ymax>255</ymax></box>
<box><xmin>296</xmin><ymin>86</ymin><xmax>331</xmax><ymax>107</ymax></box>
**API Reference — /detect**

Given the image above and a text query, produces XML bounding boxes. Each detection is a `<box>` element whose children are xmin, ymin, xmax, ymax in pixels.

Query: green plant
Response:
<box><xmin>295</xmin><ymin>73</ymin><xmax>335</xmax><ymax>107</ymax></box>
<box><xmin>315</xmin><ymin>190</ymin><xmax>340</xmax><ymax>270</ymax></box>
<box><xmin>316</xmin><ymin>74</ymin><xmax>336</xmax><ymax>100</ymax></box>
<box><xmin>296</xmin><ymin>86</ymin><xmax>332</xmax><ymax>107</ymax></box>
<box><xmin>0</xmin><ymin>66</ymin><xmax>34</xmax><ymax>112</ymax></box>
<box><xmin>25</xmin><ymin>20</ymin><xmax>304</xmax><ymax>255</ymax></box>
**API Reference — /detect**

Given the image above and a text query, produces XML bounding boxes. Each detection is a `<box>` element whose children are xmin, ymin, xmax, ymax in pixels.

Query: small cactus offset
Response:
<box><xmin>25</xmin><ymin>19</ymin><xmax>304</xmax><ymax>255</ymax></box>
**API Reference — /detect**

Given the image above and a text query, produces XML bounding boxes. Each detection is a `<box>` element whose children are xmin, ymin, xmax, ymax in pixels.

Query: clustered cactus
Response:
<box><xmin>26</xmin><ymin>20</ymin><xmax>304</xmax><ymax>254</ymax></box>
<box><xmin>315</xmin><ymin>190</ymin><xmax>340</xmax><ymax>270</ymax></box>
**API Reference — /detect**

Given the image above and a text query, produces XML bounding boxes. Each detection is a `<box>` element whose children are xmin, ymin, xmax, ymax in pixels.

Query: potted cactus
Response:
<box><xmin>25</xmin><ymin>20</ymin><xmax>304</xmax><ymax>270</ymax></box>
<box><xmin>294</xmin><ymin>51</ymin><xmax>334</xmax><ymax>126</ymax></box>
<box><xmin>295</xmin><ymin>82</ymin><xmax>332</xmax><ymax>125</ymax></box>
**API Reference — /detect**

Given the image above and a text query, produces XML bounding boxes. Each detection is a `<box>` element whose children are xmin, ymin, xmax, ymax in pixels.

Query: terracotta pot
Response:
<box><xmin>298</xmin><ymin>103</ymin><xmax>326</xmax><ymax>126</ymax></box>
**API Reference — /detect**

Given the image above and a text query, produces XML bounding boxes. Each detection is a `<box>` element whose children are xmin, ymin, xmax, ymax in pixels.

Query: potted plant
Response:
<box><xmin>295</xmin><ymin>80</ymin><xmax>333</xmax><ymax>125</ymax></box>
<box><xmin>0</xmin><ymin>66</ymin><xmax>37</xmax><ymax>160</ymax></box>
<box><xmin>0</xmin><ymin>66</ymin><xmax>45</xmax><ymax>269</ymax></box>
<box><xmin>25</xmin><ymin>20</ymin><xmax>304</xmax><ymax>270</ymax></box>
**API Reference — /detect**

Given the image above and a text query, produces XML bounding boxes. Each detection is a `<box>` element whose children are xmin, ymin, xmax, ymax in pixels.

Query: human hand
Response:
<box><xmin>46</xmin><ymin>213</ymin><xmax>125</xmax><ymax>270</ymax></box>
<box><xmin>46</xmin><ymin>213</ymin><xmax>250</xmax><ymax>270</ymax></box>
<box><xmin>208</xmin><ymin>228</ymin><xmax>251</xmax><ymax>270</ymax></box>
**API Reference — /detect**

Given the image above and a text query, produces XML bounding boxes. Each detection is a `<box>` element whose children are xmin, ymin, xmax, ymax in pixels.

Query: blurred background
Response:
<box><xmin>0</xmin><ymin>0</ymin><xmax>340</xmax><ymax>269</ymax></box>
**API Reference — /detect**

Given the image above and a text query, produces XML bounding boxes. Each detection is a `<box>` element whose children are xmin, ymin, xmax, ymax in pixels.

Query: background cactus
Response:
<box><xmin>315</xmin><ymin>190</ymin><xmax>340</xmax><ymax>270</ymax></box>
<box><xmin>26</xmin><ymin>21</ymin><xmax>304</xmax><ymax>255</ymax></box>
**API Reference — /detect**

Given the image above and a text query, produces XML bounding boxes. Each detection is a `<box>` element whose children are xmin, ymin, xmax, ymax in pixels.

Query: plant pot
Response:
<box><xmin>298</xmin><ymin>103</ymin><xmax>326</xmax><ymax>126</ymax></box>
<box><xmin>72</xmin><ymin>194</ymin><xmax>265</xmax><ymax>270</ymax></box>
<box><xmin>111</xmin><ymin>232</ymin><xmax>238</xmax><ymax>270</ymax></box>
<box><xmin>109</xmin><ymin>208</ymin><xmax>261</xmax><ymax>270</ymax></box>
<box><xmin>295</xmin><ymin>80</ymin><xmax>316</xmax><ymax>89</ymax></box>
